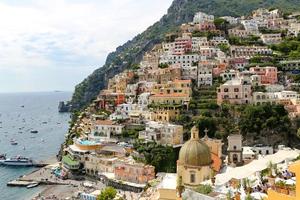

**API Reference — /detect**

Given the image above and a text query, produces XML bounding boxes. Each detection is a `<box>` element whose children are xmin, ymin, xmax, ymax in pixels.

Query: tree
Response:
<box><xmin>97</xmin><ymin>187</ymin><xmax>117</xmax><ymax>200</ymax></box>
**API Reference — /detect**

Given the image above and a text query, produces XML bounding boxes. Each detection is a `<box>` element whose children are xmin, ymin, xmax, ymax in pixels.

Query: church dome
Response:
<box><xmin>178</xmin><ymin>126</ymin><xmax>212</xmax><ymax>166</ymax></box>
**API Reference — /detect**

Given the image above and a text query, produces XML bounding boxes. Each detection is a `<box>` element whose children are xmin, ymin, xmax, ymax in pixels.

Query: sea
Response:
<box><xmin>0</xmin><ymin>92</ymin><xmax>72</xmax><ymax>200</ymax></box>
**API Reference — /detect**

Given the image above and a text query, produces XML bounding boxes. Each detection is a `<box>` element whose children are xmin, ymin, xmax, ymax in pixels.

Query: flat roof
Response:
<box><xmin>157</xmin><ymin>173</ymin><xmax>177</xmax><ymax>190</ymax></box>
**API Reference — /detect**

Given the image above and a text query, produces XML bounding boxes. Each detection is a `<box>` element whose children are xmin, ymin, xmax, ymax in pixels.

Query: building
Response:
<box><xmin>89</xmin><ymin>120</ymin><xmax>124</xmax><ymax>141</ymax></box>
<box><xmin>249</xmin><ymin>66</ymin><xmax>278</xmax><ymax>84</ymax></box>
<box><xmin>151</xmin><ymin>107</ymin><xmax>180</xmax><ymax>123</ymax></box>
<box><xmin>197</xmin><ymin>62</ymin><xmax>213</xmax><ymax>86</ymax></box>
<box><xmin>114</xmin><ymin>158</ymin><xmax>155</xmax><ymax>184</ymax></box>
<box><xmin>138</xmin><ymin>121</ymin><xmax>183</xmax><ymax>146</ymax></box>
<box><xmin>252</xmin><ymin>92</ymin><xmax>277</xmax><ymax>105</ymax></box>
<box><xmin>280</xmin><ymin>60</ymin><xmax>300</xmax><ymax>71</ymax></box>
<box><xmin>288</xmin><ymin>22</ymin><xmax>300</xmax><ymax>37</ymax></box>
<box><xmin>173</xmin><ymin>36</ymin><xmax>192</xmax><ymax>55</ymax></box>
<box><xmin>137</xmin><ymin>92</ymin><xmax>151</xmax><ymax>110</ymax></box>
<box><xmin>220</xmin><ymin>70</ymin><xmax>237</xmax><ymax>81</ymax></box>
<box><xmin>107</xmin><ymin>71</ymin><xmax>135</xmax><ymax>93</ymax></box>
<box><xmin>138</xmin><ymin>64</ymin><xmax>181</xmax><ymax>84</ymax></box>
<box><xmin>261</xmin><ymin>33</ymin><xmax>282</xmax><ymax>45</ymax></box>
<box><xmin>217</xmin><ymin>78</ymin><xmax>252</xmax><ymax>105</ymax></box>
<box><xmin>96</xmin><ymin>90</ymin><xmax>126</xmax><ymax>111</ymax></box>
<box><xmin>209</xmin><ymin>36</ymin><xmax>229</xmax><ymax>46</ymax></box>
<box><xmin>159</xmin><ymin>54</ymin><xmax>200</xmax><ymax>68</ymax></box>
<box><xmin>228</xmin><ymin>28</ymin><xmax>259</xmax><ymax>38</ymax></box>
<box><xmin>230</xmin><ymin>46</ymin><xmax>272</xmax><ymax>58</ymax></box>
<box><xmin>193</xmin><ymin>12</ymin><xmax>214</xmax><ymax>23</ymax></box>
<box><xmin>151</xmin><ymin>79</ymin><xmax>192</xmax><ymax>97</ymax></box>
<box><xmin>227</xmin><ymin>134</ymin><xmax>243</xmax><ymax>166</ymax></box>
<box><xmin>241</xmin><ymin>20</ymin><xmax>259</xmax><ymax>31</ymax></box>
<box><xmin>177</xmin><ymin>126</ymin><xmax>213</xmax><ymax>187</ymax></box>
<box><xmin>197</xmin><ymin>21</ymin><xmax>216</xmax><ymax>31</ymax></box>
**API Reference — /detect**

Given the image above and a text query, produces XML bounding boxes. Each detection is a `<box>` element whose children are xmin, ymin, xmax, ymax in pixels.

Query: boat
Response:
<box><xmin>27</xmin><ymin>183</ymin><xmax>39</xmax><ymax>188</ymax></box>
<box><xmin>10</xmin><ymin>139</ymin><xmax>18</xmax><ymax>145</ymax></box>
<box><xmin>30</xmin><ymin>130</ymin><xmax>38</xmax><ymax>134</ymax></box>
<box><xmin>0</xmin><ymin>156</ymin><xmax>34</xmax><ymax>166</ymax></box>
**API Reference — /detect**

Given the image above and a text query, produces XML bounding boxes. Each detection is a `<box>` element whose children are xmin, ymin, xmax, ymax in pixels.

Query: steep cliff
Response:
<box><xmin>70</xmin><ymin>0</ymin><xmax>300</xmax><ymax>110</ymax></box>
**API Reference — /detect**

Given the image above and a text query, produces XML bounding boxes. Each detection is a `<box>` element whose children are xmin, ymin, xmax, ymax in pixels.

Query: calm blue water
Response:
<box><xmin>0</xmin><ymin>92</ymin><xmax>71</xmax><ymax>200</ymax></box>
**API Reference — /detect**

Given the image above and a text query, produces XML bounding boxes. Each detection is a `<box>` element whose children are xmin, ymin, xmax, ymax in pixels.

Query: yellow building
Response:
<box><xmin>151</xmin><ymin>79</ymin><xmax>192</xmax><ymax>96</ymax></box>
<box><xmin>177</xmin><ymin>126</ymin><xmax>212</xmax><ymax>187</ymax></box>
<box><xmin>267</xmin><ymin>161</ymin><xmax>300</xmax><ymax>200</ymax></box>
<box><xmin>151</xmin><ymin>107</ymin><xmax>180</xmax><ymax>123</ymax></box>
<box><xmin>149</xmin><ymin>93</ymin><xmax>190</xmax><ymax>106</ymax></box>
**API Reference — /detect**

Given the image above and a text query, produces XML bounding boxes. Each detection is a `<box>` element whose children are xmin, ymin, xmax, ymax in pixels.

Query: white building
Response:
<box><xmin>90</xmin><ymin>120</ymin><xmax>124</xmax><ymax>141</ymax></box>
<box><xmin>241</xmin><ymin>20</ymin><xmax>259</xmax><ymax>31</ymax></box>
<box><xmin>197</xmin><ymin>63</ymin><xmax>213</xmax><ymax>86</ymax></box>
<box><xmin>193</xmin><ymin>12</ymin><xmax>214</xmax><ymax>23</ymax></box>
<box><xmin>288</xmin><ymin>23</ymin><xmax>300</xmax><ymax>37</ymax></box>
<box><xmin>138</xmin><ymin>121</ymin><xmax>183</xmax><ymax>146</ymax></box>
<box><xmin>220</xmin><ymin>16</ymin><xmax>239</xmax><ymax>25</ymax></box>
<box><xmin>210</xmin><ymin>37</ymin><xmax>229</xmax><ymax>46</ymax></box>
<box><xmin>159</xmin><ymin>54</ymin><xmax>200</xmax><ymax>68</ymax></box>
<box><xmin>137</xmin><ymin>92</ymin><xmax>151</xmax><ymax>110</ymax></box>
<box><xmin>261</xmin><ymin>33</ymin><xmax>282</xmax><ymax>45</ymax></box>
<box><xmin>192</xmin><ymin>37</ymin><xmax>208</xmax><ymax>52</ymax></box>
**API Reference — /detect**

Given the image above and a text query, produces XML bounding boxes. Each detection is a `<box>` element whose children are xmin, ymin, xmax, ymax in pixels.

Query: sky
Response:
<box><xmin>0</xmin><ymin>0</ymin><xmax>173</xmax><ymax>93</ymax></box>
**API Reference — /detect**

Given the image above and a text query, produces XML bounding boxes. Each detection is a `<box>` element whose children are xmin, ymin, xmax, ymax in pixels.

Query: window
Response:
<box><xmin>234</xmin><ymin>88</ymin><xmax>239</xmax><ymax>92</ymax></box>
<box><xmin>224</xmin><ymin>88</ymin><xmax>229</xmax><ymax>92</ymax></box>
<box><xmin>190</xmin><ymin>172</ymin><xmax>196</xmax><ymax>183</ymax></box>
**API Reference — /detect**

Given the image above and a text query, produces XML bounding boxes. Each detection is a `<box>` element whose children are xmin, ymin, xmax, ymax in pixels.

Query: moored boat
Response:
<box><xmin>27</xmin><ymin>182</ymin><xmax>39</xmax><ymax>188</ymax></box>
<box><xmin>30</xmin><ymin>130</ymin><xmax>38</xmax><ymax>134</ymax></box>
<box><xmin>0</xmin><ymin>156</ymin><xmax>34</xmax><ymax>166</ymax></box>
<box><xmin>10</xmin><ymin>139</ymin><xmax>18</xmax><ymax>145</ymax></box>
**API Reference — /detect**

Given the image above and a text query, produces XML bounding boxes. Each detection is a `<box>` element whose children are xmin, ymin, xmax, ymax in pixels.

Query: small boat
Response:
<box><xmin>10</xmin><ymin>139</ymin><xmax>18</xmax><ymax>145</ymax></box>
<box><xmin>30</xmin><ymin>130</ymin><xmax>38</xmax><ymax>134</ymax></box>
<box><xmin>27</xmin><ymin>183</ymin><xmax>39</xmax><ymax>189</ymax></box>
<box><xmin>21</xmin><ymin>105</ymin><xmax>25</xmax><ymax>108</ymax></box>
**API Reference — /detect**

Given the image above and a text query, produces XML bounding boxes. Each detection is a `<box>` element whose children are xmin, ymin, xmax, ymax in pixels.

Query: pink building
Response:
<box><xmin>197</xmin><ymin>21</ymin><xmax>216</xmax><ymax>31</ymax></box>
<box><xmin>114</xmin><ymin>160</ymin><xmax>155</xmax><ymax>184</ymax></box>
<box><xmin>217</xmin><ymin>79</ymin><xmax>252</xmax><ymax>105</ymax></box>
<box><xmin>173</xmin><ymin>37</ymin><xmax>192</xmax><ymax>55</ymax></box>
<box><xmin>249</xmin><ymin>66</ymin><xmax>278</xmax><ymax>84</ymax></box>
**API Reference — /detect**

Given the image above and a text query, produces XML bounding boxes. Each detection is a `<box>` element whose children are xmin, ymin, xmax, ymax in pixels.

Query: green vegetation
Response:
<box><xmin>218</xmin><ymin>43</ymin><xmax>230</xmax><ymax>54</ymax></box>
<box><xmin>158</xmin><ymin>63</ymin><xmax>169</xmax><ymax>69</ymax></box>
<box><xmin>270</xmin><ymin>34</ymin><xmax>300</xmax><ymax>58</ymax></box>
<box><xmin>133</xmin><ymin>140</ymin><xmax>178</xmax><ymax>173</ymax></box>
<box><xmin>97</xmin><ymin>187</ymin><xmax>117</xmax><ymax>200</ymax></box>
<box><xmin>195</xmin><ymin>184</ymin><xmax>213</xmax><ymax>195</ymax></box>
<box><xmin>229</xmin><ymin>35</ymin><xmax>264</xmax><ymax>46</ymax></box>
<box><xmin>121</xmin><ymin>126</ymin><xmax>145</xmax><ymax>139</ymax></box>
<box><xmin>192</xmin><ymin>30</ymin><xmax>220</xmax><ymax>39</ymax></box>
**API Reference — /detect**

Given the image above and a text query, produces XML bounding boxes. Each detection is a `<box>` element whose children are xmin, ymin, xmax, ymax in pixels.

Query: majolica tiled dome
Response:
<box><xmin>178</xmin><ymin>126</ymin><xmax>211</xmax><ymax>166</ymax></box>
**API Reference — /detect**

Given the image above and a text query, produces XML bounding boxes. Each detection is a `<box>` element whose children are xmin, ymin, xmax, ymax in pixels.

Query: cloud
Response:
<box><xmin>0</xmin><ymin>0</ymin><xmax>173</xmax><ymax>92</ymax></box>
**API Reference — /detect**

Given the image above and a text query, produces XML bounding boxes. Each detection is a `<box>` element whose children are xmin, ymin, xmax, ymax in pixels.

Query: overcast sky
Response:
<box><xmin>0</xmin><ymin>0</ymin><xmax>173</xmax><ymax>93</ymax></box>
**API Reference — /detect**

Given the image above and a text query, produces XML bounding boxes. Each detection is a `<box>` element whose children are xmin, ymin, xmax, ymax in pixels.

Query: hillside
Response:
<box><xmin>70</xmin><ymin>0</ymin><xmax>300</xmax><ymax>110</ymax></box>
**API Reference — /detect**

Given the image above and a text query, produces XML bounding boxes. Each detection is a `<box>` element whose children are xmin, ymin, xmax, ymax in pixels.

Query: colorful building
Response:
<box><xmin>249</xmin><ymin>66</ymin><xmax>278</xmax><ymax>85</ymax></box>
<box><xmin>217</xmin><ymin>78</ymin><xmax>252</xmax><ymax>105</ymax></box>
